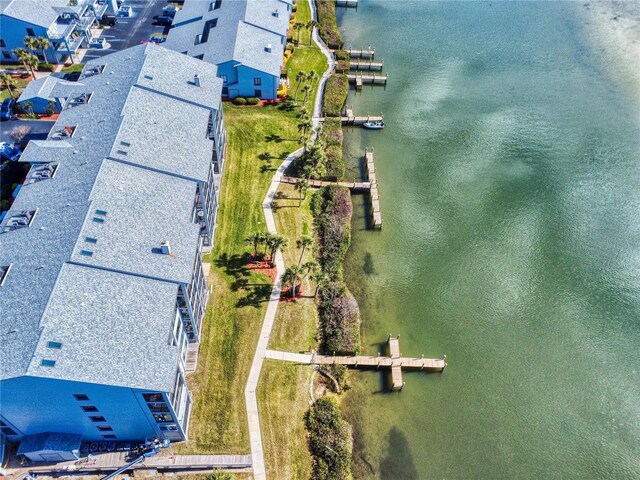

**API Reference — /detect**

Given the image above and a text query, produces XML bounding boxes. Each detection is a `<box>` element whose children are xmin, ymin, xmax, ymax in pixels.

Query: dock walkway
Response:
<box><xmin>365</xmin><ymin>148</ymin><xmax>382</xmax><ymax>229</ymax></box>
<box><xmin>348</xmin><ymin>72</ymin><xmax>388</xmax><ymax>90</ymax></box>
<box><xmin>350</xmin><ymin>59</ymin><xmax>384</xmax><ymax>71</ymax></box>
<box><xmin>281</xmin><ymin>176</ymin><xmax>371</xmax><ymax>191</ymax></box>
<box><xmin>343</xmin><ymin>47</ymin><xmax>376</xmax><ymax>58</ymax></box>
<box><xmin>265</xmin><ymin>336</ymin><xmax>446</xmax><ymax>391</ymax></box>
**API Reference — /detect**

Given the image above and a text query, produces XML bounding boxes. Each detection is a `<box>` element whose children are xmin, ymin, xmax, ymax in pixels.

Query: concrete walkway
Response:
<box><xmin>265</xmin><ymin>350</ymin><xmax>314</xmax><ymax>364</ymax></box>
<box><xmin>243</xmin><ymin>1</ymin><xmax>336</xmax><ymax>479</ymax></box>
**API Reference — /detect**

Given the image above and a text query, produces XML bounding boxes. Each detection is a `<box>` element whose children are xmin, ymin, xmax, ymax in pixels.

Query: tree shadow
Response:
<box><xmin>236</xmin><ymin>284</ymin><xmax>273</xmax><ymax>308</ymax></box>
<box><xmin>214</xmin><ymin>252</ymin><xmax>250</xmax><ymax>280</ymax></box>
<box><xmin>258</xmin><ymin>151</ymin><xmax>274</xmax><ymax>162</ymax></box>
<box><xmin>379</xmin><ymin>428</ymin><xmax>419</xmax><ymax>480</ymax></box>
<box><xmin>265</xmin><ymin>133</ymin><xmax>283</xmax><ymax>143</ymax></box>
<box><xmin>363</xmin><ymin>251</ymin><xmax>375</xmax><ymax>275</ymax></box>
<box><xmin>278</xmin><ymin>99</ymin><xmax>298</xmax><ymax>112</ymax></box>
<box><xmin>260</xmin><ymin>164</ymin><xmax>277</xmax><ymax>174</ymax></box>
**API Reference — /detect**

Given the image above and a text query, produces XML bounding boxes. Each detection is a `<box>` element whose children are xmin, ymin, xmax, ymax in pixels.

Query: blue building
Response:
<box><xmin>16</xmin><ymin>75</ymin><xmax>79</xmax><ymax>114</ymax></box>
<box><xmin>0</xmin><ymin>43</ymin><xmax>225</xmax><ymax>461</ymax></box>
<box><xmin>0</xmin><ymin>0</ymin><xmax>116</xmax><ymax>64</ymax></box>
<box><xmin>165</xmin><ymin>0</ymin><xmax>293</xmax><ymax>100</ymax></box>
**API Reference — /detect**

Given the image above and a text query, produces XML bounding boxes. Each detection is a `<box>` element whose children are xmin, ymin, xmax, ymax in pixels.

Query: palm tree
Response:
<box><xmin>294</xmin><ymin>178</ymin><xmax>309</xmax><ymax>207</ymax></box>
<box><xmin>0</xmin><ymin>73</ymin><xmax>16</xmax><ymax>100</ymax></box>
<box><xmin>306</xmin><ymin>70</ymin><xmax>317</xmax><ymax>86</ymax></box>
<box><xmin>297</xmin><ymin>118</ymin><xmax>313</xmax><ymax>139</ymax></box>
<box><xmin>262</xmin><ymin>232</ymin><xmax>274</xmax><ymax>256</ymax></box>
<box><xmin>306</xmin><ymin>20</ymin><xmax>318</xmax><ymax>45</ymax></box>
<box><xmin>23</xmin><ymin>36</ymin><xmax>38</xmax><ymax>56</ymax></box>
<box><xmin>245</xmin><ymin>232</ymin><xmax>265</xmax><ymax>257</ymax></box>
<box><xmin>36</xmin><ymin>37</ymin><xmax>52</xmax><ymax>65</ymax></box>
<box><xmin>293</xmin><ymin>70</ymin><xmax>306</xmax><ymax>102</ymax></box>
<box><xmin>310</xmin><ymin>272</ymin><xmax>328</xmax><ymax>298</ymax></box>
<box><xmin>267</xmin><ymin>235</ymin><xmax>288</xmax><ymax>263</ymax></box>
<box><xmin>298</xmin><ymin>106</ymin><xmax>310</xmax><ymax>121</ymax></box>
<box><xmin>284</xmin><ymin>265</ymin><xmax>301</xmax><ymax>297</ymax></box>
<box><xmin>300</xmin><ymin>260</ymin><xmax>318</xmax><ymax>282</ymax></box>
<box><xmin>293</xmin><ymin>21</ymin><xmax>304</xmax><ymax>45</ymax></box>
<box><xmin>22</xmin><ymin>101</ymin><xmax>34</xmax><ymax>115</ymax></box>
<box><xmin>296</xmin><ymin>236</ymin><xmax>313</xmax><ymax>267</ymax></box>
<box><xmin>25</xmin><ymin>54</ymin><xmax>39</xmax><ymax>79</ymax></box>
<box><xmin>301</xmin><ymin>84</ymin><xmax>311</xmax><ymax>105</ymax></box>
<box><xmin>14</xmin><ymin>49</ymin><xmax>33</xmax><ymax>77</ymax></box>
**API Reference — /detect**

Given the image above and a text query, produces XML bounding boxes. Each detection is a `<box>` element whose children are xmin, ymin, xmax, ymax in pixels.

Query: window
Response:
<box><xmin>95</xmin><ymin>209</ymin><xmax>107</xmax><ymax>216</ymax></box>
<box><xmin>73</xmin><ymin>394</ymin><xmax>89</xmax><ymax>401</ymax></box>
<box><xmin>80</xmin><ymin>250</ymin><xmax>93</xmax><ymax>257</ymax></box>
<box><xmin>47</xmin><ymin>341</ymin><xmax>62</xmax><ymax>349</ymax></box>
<box><xmin>153</xmin><ymin>413</ymin><xmax>173</xmax><ymax>423</ymax></box>
<box><xmin>213</xmin><ymin>0</ymin><xmax>222</xmax><ymax>9</ymax></box>
<box><xmin>41</xmin><ymin>359</ymin><xmax>56</xmax><ymax>367</ymax></box>
<box><xmin>85</xmin><ymin>237</ymin><xmax>97</xmax><ymax>244</ymax></box>
<box><xmin>159</xmin><ymin>425</ymin><xmax>178</xmax><ymax>431</ymax></box>
<box><xmin>143</xmin><ymin>393</ymin><xmax>164</xmax><ymax>403</ymax></box>
<box><xmin>147</xmin><ymin>403</ymin><xmax>170</xmax><ymax>413</ymax></box>
<box><xmin>254</xmin><ymin>89</ymin><xmax>262</xmax><ymax>98</ymax></box>
<box><xmin>92</xmin><ymin>217</ymin><xmax>104</xmax><ymax>223</ymax></box>
<box><xmin>0</xmin><ymin>40</ymin><xmax>5</xmax><ymax>47</ymax></box>
<box><xmin>220</xmin><ymin>75</ymin><xmax>227</xmax><ymax>84</ymax></box>
<box><xmin>253</xmin><ymin>78</ymin><xmax>261</xmax><ymax>86</ymax></box>
<box><xmin>2</xmin><ymin>52</ymin><xmax>10</xmax><ymax>60</ymax></box>
<box><xmin>97</xmin><ymin>425</ymin><xmax>112</xmax><ymax>432</ymax></box>
<box><xmin>90</xmin><ymin>416</ymin><xmax>106</xmax><ymax>422</ymax></box>
<box><xmin>26</xmin><ymin>28</ymin><xmax>35</xmax><ymax>37</ymax></box>
<box><xmin>102</xmin><ymin>434</ymin><xmax>117</xmax><ymax>439</ymax></box>
<box><xmin>81</xmin><ymin>405</ymin><xmax>98</xmax><ymax>412</ymax></box>
<box><xmin>200</xmin><ymin>18</ymin><xmax>218</xmax><ymax>44</ymax></box>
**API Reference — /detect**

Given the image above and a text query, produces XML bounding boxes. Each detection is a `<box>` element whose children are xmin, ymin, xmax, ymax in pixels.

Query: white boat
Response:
<box><xmin>362</xmin><ymin>121</ymin><xmax>385</xmax><ymax>129</ymax></box>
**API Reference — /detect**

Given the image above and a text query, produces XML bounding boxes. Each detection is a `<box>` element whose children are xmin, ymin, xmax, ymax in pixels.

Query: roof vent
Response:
<box><xmin>0</xmin><ymin>264</ymin><xmax>12</xmax><ymax>286</ymax></box>
<box><xmin>265</xmin><ymin>43</ymin><xmax>272</xmax><ymax>53</ymax></box>
<box><xmin>273</xmin><ymin>9</ymin><xmax>279</xmax><ymax>17</ymax></box>
<box><xmin>160</xmin><ymin>241</ymin><xmax>172</xmax><ymax>255</ymax></box>
<box><xmin>194</xmin><ymin>74</ymin><xmax>201</xmax><ymax>87</ymax></box>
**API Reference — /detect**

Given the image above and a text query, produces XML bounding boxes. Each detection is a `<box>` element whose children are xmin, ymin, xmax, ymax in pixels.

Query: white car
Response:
<box><xmin>117</xmin><ymin>5</ymin><xmax>132</xmax><ymax>17</ymax></box>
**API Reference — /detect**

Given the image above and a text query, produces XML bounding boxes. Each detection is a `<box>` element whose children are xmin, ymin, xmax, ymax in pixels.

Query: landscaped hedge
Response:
<box><xmin>312</xmin><ymin>186</ymin><xmax>361</xmax><ymax>354</ymax></box>
<box><xmin>322</xmin><ymin>118</ymin><xmax>344</xmax><ymax>180</ymax></box>
<box><xmin>334</xmin><ymin>49</ymin><xmax>350</xmax><ymax>73</ymax></box>
<box><xmin>305</xmin><ymin>397</ymin><xmax>353</xmax><ymax>480</ymax></box>
<box><xmin>246</xmin><ymin>97</ymin><xmax>260</xmax><ymax>105</ymax></box>
<box><xmin>37</xmin><ymin>62</ymin><xmax>55</xmax><ymax>72</ymax></box>
<box><xmin>322</xmin><ymin>74</ymin><xmax>348</xmax><ymax>117</ymax></box>
<box><xmin>232</xmin><ymin>97</ymin><xmax>247</xmax><ymax>105</ymax></box>
<box><xmin>315</xmin><ymin>0</ymin><xmax>343</xmax><ymax>49</ymax></box>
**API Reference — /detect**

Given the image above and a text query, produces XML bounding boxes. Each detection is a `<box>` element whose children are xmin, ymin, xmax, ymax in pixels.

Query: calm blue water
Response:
<box><xmin>337</xmin><ymin>2</ymin><xmax>640</xmax><ymax>478</ymax></box>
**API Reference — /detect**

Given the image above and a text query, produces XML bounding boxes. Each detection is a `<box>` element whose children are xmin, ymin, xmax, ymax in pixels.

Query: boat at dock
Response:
<box><xmin>362</xmin><ymin>121</ymin><xmax>385</xmax><ymax>129</ymax></box>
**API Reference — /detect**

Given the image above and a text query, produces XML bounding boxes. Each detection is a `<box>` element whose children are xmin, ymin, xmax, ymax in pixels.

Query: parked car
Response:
<box><xmin>101</xmin><ymin>14</ymin><xmax>117</xmax><ymax>26</ymax></box>
<box><xmin>155</xmin><ymin>15</ymin><xmax>173</xmax><ymax>26</ymax></box>
<box><xmin>0</xmin><ymin>98</ymin><xmax>16</xmax><ymax>121</ymax></box>
<box><xmin>0</xmin><ymin>142</ymin><xmax>22</xmax><ymax>162</ymax></box>
<box><xmin>117</xmin><ymin>5</ymin><xmax>132</xmax><ymax>17</ymax></box>
<box><xmin>162</xmin><ymin>5</ymin><xmax>180</xmax><ymax>17</ymax></box>
<box><xmin>141</xmin><ymin>33</ymin><xmax>167</xmax><ymax>45</ymax></box>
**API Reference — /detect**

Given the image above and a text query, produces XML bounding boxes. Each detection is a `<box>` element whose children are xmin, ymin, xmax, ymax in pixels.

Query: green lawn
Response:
<box><xmin>0</xmin><ymin>74</ymin><xmax>29</xmax><ymax>101</ymax></box>
<box><xmin>175</xmin><ymin>10</ymin><xmax>328</xmax><ymax>479</ymax></box>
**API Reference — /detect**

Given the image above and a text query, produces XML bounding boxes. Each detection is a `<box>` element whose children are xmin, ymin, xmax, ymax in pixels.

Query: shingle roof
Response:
<box><xmin>18</xmin><ymin>76</ymin><xmax>81</xmax><ymax>103</ymax></box>
<box><xmin>0</xmin><ymin>0</ymin><xmax>68</xmax><ymax>28</ymax></box>
<box><xmin>0</xmin><ymin>44</ymin><xmax>222</xmax><ymax>390</ymax></box>
<box><xmin>165</xmin><ymin>0</ymin><xmax>290</xmax><ymax>76</ymax></box>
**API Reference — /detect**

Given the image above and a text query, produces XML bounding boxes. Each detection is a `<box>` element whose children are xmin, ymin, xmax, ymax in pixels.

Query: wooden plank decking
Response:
<box><xmin>185</xmin><ymin>342</ymin><xmax>200</xmax><ymax>373</ymax></box>
<box><xmin>280</xmin><ymin>176</ymin><xmax>371</xmax><ymax>191</ymax></box>
<box><xmin>335</xmin><ymin>0</ymin><xmax>358</xmax><ymax>7</ymax></box>
<box><xmin>344</xmin><ymin>47</ymin><xmax>376</xmax><ymax>58</ymax></box>
<box><xmin>365</xmin><ymin>148</ymin><xmax>383</xmax><ymax>229</ymax></box>
<box><xmin>348</xmin><ymin>73</ymin><xmax>388</xmax><ymax>89</ymax></box>
<box><xmin>265</xmin><ymin>336</ymin><xmax>446</xmax><ymax>391</ymax></box>
<box><xmin>350</xmin><ymin>59</ymin><xmax>384</xmax><ymax>71</ymax></box>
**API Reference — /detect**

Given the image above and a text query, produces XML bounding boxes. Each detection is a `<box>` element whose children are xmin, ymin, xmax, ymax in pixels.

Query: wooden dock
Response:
<box><xmin>281</xmin><ymin>176</ymin><xmax>371</xmax><ymax>192</ymax></box>
<box><xmin>185</xmin><ymin>342</ymin><xmax>200</xmax><ymax>373</ymax></box>
<box><xmin>265</xmin><ymin>336</ymin><xmax>446</xmax><ymax>392</ymax></box>
<box><xmin>335</xmin><ymin>0</ymin><xmax>358</xmax><ymax>8</ymax></box>
<box><xmin>344</xmin><ymin>47</ymin><xmax>375</xmax><ymax>59</ymax></box>
<box><xmin>339</xmin><ymin>107</ymin><xmax>383</xmax><ymax>125</ymax></box>
<box><xmin>348</xmin><ymin>73</ymin><xmax>388</xmax><ymax>90</ymax></box>
<box><xmin>350</xmin><ymin>59</ymin><xmax>384</xmax><ymax>71</ymax></box>
<box><xmin>365</xmin><ymin>148</ymin><xmax>382</xmax><ymax>229</ymax></box>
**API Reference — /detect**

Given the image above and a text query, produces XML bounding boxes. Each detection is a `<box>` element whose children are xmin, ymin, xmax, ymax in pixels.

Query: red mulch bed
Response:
<box><xmin>247</xmin><ymin>256</ymin><xmax>277</xmax><ymax>283</ymax></box>
<box><xmin>280</xmin><ymin>284</ymin><xmax>303</xmax><ymax>303</ymax></box>
<box><xmin>17</xmin><ymin>113</ymin><xmax>60</xmax><ymax>121</ymax></box>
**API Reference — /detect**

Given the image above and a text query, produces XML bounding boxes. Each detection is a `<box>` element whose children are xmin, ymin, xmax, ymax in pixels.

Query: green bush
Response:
<box><xmin>324</xmin><ymin>145</ymin><xmax>344</xmax><ymax>181</ymax></box>
<box><xmin>37</xmin><ymin>62</ymin><xmax>55</xmax><ymax>72</ymax></box>
<box><xmin>315</xmin><ymin>0</ymin><xmax>343</xmax><ymax>49</ymax></box>
<box><xmin>246</xmin><ymin>97</ymin><xmax>260</xmax><ymax>105</ymax></box>
<box><xmin>334</xmin><ymin>50</ymin><xmax>349</xmax><ymax>61</ymax></box>
<box><xmin>322</xmin><ymin>74</ymin><xmax>348</xmax><ymax>117</ymax></box>
<box><xmin>305</xmin><ymin>397</ymin><xmax>353</xmax><ymax>480</ymax></box>
<box><xmin>232</xmin><ymin>97</ymin><xmax>247</xmax><ymax>105</ymax></box>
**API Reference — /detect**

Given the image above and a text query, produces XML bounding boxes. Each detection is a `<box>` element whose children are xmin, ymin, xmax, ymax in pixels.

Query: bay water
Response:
<box><xmin>337</xmin><ymin>1</ymin><xmax>640</xmax><ymax>478</ymax></box>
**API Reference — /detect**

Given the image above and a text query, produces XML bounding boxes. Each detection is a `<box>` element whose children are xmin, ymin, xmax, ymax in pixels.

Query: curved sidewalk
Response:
<box><xmin>243</xmin><ymin>1</ymin><xmax>336</xmax><ymax>478</ymax></box>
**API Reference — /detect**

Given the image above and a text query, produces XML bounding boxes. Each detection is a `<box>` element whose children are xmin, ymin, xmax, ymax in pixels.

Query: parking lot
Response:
<box><xmin>82</xmin><ymin>0</ymin><xmax>171</xmax><ymax>61</ymax></box>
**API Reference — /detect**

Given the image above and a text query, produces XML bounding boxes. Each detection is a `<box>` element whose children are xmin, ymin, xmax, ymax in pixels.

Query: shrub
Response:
<box><xmin>334</xmin><ymin>50</ymin><xmax>349</xmax><ymax>61</ymax></box>
<box><xmin>324</xmin><ymin>145</ymin><xmax>344</xmax><ymax>181</ymax></box>
<box><xmin>37</xmin><ymin>62</ymin><xmax>55</xmax><ymax>72</ymax></box>
<box><xmin>305</xmin><ymin>397</ymin><xmax>353</xmax><ymax>480</ymax></box>
<box><xmin>232</xmin><ymin>97</ymin><xmax>247</xmax><ymax>105</ymax></box>
<box><xmin>322</xmin><ymin>74</ymin><xmax>348</xmax><ymax>117</ymax></box>
<box><xmin>319</xmin><ymin>281</ymin><xmax>361</xmax><ymax>354</ymax></box>
<box><xmin>246</xmin><ymin>97</ymin><xmax>260</xmax><ymax>105</ymax></box>
<box><xmin>315</xmin><ymin>0</ymin><xmax>343</xmax><ymax>49</ymax></box>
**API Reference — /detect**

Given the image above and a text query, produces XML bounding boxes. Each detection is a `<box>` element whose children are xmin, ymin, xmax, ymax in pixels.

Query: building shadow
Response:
<box><xmin>379</xmin><ymin>427</ymin><xmax>419</xmax><ymax>480</ymax></box>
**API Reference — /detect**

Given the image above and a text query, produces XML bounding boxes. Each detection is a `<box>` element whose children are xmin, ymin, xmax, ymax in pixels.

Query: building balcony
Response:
<box><xmin>48</xmin><ymin>20</ymin><xmax>78</xmax><ymax>40</ymax></box>
<box><xmin>56</xmin><ymin>35</ymin><xmax>84</xmax><ymax>54</ymax></box>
